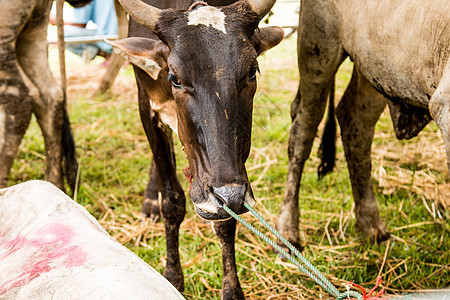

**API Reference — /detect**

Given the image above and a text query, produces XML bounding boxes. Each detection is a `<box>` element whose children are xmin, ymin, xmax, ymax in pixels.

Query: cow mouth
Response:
<box><xmin>193</xmin><ymin>187</ymin><xmax>255</xmax><ymax>221</ymax></box>
<box><xmin>195</xmin><ymin>200</ymin><xmax>231</xmax><ymax>221</ymax></box>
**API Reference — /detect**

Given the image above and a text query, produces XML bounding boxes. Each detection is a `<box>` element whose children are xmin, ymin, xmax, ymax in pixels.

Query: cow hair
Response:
<box><xmin>66</xmin><ymin>0</ymin><xmax>93</xmax><ymax>8</ymax></box>
<box><xmin>188</xmin><ymin>1</ymin><xmax>209</xmax><ymax>10</ymax></box>
<box><xmin>155</xmin><ymin>1</ymin><xmax>260</xmax><ymax>47</ymax></box>
<box><xmin>61</xmin><ymin>104</ymin><xmax>78</xmax><ymax>194</ymax></box>
<box><xmin>318</xmin><ymin>78</ymin><xmax>336</xmax><ymax>179</ymax></box>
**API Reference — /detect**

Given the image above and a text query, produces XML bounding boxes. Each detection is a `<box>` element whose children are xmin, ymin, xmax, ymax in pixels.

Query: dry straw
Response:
<box><xmin>47</xmin><ymin>48</ymin><xmax>448</xmax><ymax>299</ymax></box>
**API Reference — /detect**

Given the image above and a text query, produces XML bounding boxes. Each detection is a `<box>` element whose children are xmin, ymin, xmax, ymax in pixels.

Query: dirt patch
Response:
<box><xmin>49</xmin><ymin>48</ymin><xmax>137</xmax><ymax>101</ymax></box>
<box><xmin>66</xmin><ymin>63</ymin><xmax>137</xmax><ymax>101</ymax></box>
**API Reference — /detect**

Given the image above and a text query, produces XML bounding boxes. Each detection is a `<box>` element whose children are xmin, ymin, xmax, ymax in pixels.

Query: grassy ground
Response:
<box><xmin>10</xmin><ymin>33</ymin><xmax>449</xmax><ymax>299</ymax></box>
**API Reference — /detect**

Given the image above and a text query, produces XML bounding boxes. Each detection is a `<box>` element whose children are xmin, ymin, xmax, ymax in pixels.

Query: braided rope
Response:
<box><xmin>222</xmin><ymin>202</ymin><xmax>365</xmax><ymax>300</ymax></box>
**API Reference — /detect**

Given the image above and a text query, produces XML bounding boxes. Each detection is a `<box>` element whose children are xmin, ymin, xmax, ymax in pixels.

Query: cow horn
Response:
<box><xmin>247</xmin><ymin>0</ymin><xmax>276</xmax><ymax>18</ymax></box>
<box><xmin>117</xmin><ymin>0</ymin><xmax>161</xmax><ymax>32</ymax></box>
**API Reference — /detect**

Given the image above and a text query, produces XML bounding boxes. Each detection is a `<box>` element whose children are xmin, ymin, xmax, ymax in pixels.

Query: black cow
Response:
<box><xmin>110</xmin><ymin>0</ymin><xmax>283</xmax><ymax>298</ymax></box>
<box><xmin>0</xmin><ymin>0</ymin><xmax>88</xmax><ymax>191</ymax></box>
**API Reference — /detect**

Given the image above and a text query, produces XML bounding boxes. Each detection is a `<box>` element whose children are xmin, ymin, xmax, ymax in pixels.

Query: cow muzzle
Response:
<box><xmin>193</xmin><ymin>183</ymin><xmax>255</xmax><ymax>220</ymax></box>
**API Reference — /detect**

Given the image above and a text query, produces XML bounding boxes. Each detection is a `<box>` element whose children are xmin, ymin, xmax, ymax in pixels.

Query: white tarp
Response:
<box><xmin>0</xmin><ymin>180</ymin><xmax>185</xmax><ymax>300</ymax></box>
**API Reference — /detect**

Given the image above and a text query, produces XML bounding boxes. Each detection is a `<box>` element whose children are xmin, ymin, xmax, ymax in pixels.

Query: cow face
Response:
<box><xmin>111</xmin><ymin>1</ymin><xmax>283</xmax><ymax>220</ymax></box>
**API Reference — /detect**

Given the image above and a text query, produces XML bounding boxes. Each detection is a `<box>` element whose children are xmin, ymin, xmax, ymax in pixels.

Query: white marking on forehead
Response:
<box><xmin>187</xmin><ymin>6</ymin><xmax>227</xmax><ymax>34</ymax></box>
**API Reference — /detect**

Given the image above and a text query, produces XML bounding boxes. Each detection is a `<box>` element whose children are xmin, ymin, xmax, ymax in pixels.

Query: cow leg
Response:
<box><xmin>141</xmin><ymin>158</ymin><xmax>162</xmax><ymax>220</ymax></box>
<box><xmin>0</xmin><ymin>2</ymin><xmax>35</xmax><ymax>188</ymax></box>
<box><xmin>145</xmin><ymin>119</ymin><xmax>185</xmax><ymax>291</ymax></box>
<box><xmin>429</xmin><ymin>67</ymin><xmax>450</xmax><ymax>175</ymax></box>
<box><xmin>213</xmin><ymin>218</ymin><xmax>243</xmax><ymax>300</ymax></box>
<box><xmin>0</xmin><ymin>67</ymin><xmax>33</xmax><ymax>188</ymax></box>
<box><xmin>16</xmin><ymin>10</ymin><xmax>66</xmax><ymax>190</ymax></box>
<box><xmin>336</xmin><ymin>69</ymin><xmax>389</xmax><ymax>243</ymax></box>
<box><xmin>135</xmin><ymin>70</ymin><xmax>186</xmax><ymax>291</ymax></box>
<box><xmin>277</xmin><ymin>2</ymin><xmax>346</xmax><ymax>250</ymax></box>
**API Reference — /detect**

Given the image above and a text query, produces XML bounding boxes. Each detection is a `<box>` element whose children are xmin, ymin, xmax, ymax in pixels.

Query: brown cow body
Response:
<box><xmin>111</xmin><ymin>0</ymin><xmax>283</xmax><ymax>298</ymax></box>
<box><xmin>0</xmin><ymin>0</ymin><xmax>83</xmax><ymax>192</ymax></box>
<box><xmin>278</xmin><ymin>0</ymin><xmax>449</xmax><ymax>248</ymax></box>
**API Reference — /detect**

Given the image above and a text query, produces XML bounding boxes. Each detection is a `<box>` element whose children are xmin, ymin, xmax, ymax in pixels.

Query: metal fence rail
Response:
<box><xmin>48</xmin><ymin>34</ymin><xmax>118</xmax><ymax>44</ymax></box>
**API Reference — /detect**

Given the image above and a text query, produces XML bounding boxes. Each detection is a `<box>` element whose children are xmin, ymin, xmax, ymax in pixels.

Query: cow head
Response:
<box><xmin>112</xmin><ymin>0</ymin><xmax>283</xmax><ymax>220</ymax></box>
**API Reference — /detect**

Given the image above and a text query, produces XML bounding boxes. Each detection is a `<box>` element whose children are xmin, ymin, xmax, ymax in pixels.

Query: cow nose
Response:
<box><xmin>211</xmin><ymin>184</ymin><xmax>246</xmax><ymax>212</ymax></box>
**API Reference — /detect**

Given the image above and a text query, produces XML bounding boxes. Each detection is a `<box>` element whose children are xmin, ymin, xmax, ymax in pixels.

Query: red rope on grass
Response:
<box><xmin>345</xmin><ymin>276</ymin><xmax>388</xmax><ymax>300</ymax></box>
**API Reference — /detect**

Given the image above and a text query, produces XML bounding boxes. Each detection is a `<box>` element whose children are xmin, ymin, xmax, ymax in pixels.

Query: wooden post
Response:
<box><xmin>56</xmin><ymin>0</ymin><xmax>66</xmax><ymax>94</ymax></box>
<box><xmin>96</xmin><ymin>0</ymin><xmax>128</xmax><ymax>95</ymax></box>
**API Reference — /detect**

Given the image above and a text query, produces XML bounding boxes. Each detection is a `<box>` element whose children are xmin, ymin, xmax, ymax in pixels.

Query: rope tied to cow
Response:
<box><xmin>222</xmin><ymin>202</ymin><xmax>387</xmax><ymax>300</ymax></box>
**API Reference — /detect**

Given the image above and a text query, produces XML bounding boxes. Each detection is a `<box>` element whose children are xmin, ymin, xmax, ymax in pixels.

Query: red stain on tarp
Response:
<box><xmin>0</xmin><ymin>223</ymin><xmax>88</xmax><ymax>295</ymax></box>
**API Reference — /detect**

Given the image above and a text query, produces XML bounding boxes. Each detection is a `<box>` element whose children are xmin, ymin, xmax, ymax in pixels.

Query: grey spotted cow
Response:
<box><xmin>278</xmin><ymin>0</ymin><xmax>450</xmax><ymax>248</ymax></box>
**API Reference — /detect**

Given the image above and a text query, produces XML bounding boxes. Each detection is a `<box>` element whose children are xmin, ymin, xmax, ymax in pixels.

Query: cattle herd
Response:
<box><xmin>0</xmin><ymin>0</ymin><xmax>448</xmax><ymax>299</ymax></box>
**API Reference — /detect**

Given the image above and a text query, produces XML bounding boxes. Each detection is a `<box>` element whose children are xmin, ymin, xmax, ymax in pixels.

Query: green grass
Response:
<box><xmin>10</xmin><ymin>35</ymin><xmax>449</xmax><ymax>299</ymax></box>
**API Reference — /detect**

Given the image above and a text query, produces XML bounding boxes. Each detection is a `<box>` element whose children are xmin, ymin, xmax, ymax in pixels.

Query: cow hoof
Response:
<box><xmin>141</xmin><ymin>198</ymin><xmax>161</xmax><ymax>221</ymax></box>
<box><xmin>222</xmin><ymin>284</ymin><xmax>245</xmax><ymax>300</ymax></box>
<box><xmin>163</xmin><ymin>266</ymin><xmax>185</xmax><ymax>292</ymax></box>
<box><xmin>375</xmin><ymin>228</ymin><xmax>391</xmax><ymax>244</ymax></box>
<box><xmin>356</xmin><ymin>222</ymin><xmax>390</xmax><ymax>244</ymax></box>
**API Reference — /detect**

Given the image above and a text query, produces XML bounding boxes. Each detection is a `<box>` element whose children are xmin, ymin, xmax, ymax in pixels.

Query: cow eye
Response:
<box><xmin>249</xmin><ymin>67</ymin><xmax>259</xmax><ymax>81</ymax></box>
<box><xmin>168</xmin><ymin>74</ymin><xmax>182</xmax><ymax>88</ymax></box>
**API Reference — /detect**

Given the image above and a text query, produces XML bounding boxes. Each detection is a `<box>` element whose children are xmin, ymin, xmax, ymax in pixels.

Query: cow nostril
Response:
<box><xmin>208</xmin><ymin>186</ymin><xmax>224</xmax><ymax>207</ymax></box>
<box><xmin>211</xmin><ymin>185</ymin><xmax>246</xmax><ymax>208</ymax></box>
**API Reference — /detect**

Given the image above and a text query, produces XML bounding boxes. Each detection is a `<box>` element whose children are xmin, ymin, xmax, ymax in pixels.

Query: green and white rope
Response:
<box><xmin>222</xmin><ymin>202</ymin><xmax>364</xmax><ymax>300</ymax></box>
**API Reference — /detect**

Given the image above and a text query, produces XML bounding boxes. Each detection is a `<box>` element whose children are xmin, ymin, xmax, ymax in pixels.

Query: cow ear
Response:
<box><xmin>251</xmin><ymin>26</ymin><xmax>284</xmax><ymax>55</ymax></box>
<box><xmin>106</xmin><ymin>37</ymin><xmax>169</xmax><ymax>80</ymax></box>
